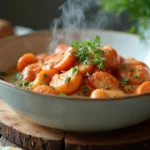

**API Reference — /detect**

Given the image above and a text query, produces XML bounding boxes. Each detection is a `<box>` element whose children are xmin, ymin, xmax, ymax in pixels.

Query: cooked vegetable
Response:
<box><xmin>88</xmin><ymin>71</ymin><xmax>119</xmax><ymax>90</ymax></box>
<box><xmin>102</xmin><ymin>45</ymin><xmax>120</xmax><ymax>69</ymax></box>
<box><xmin>54</xmin><ymin>44</ymin><xmax>69</xmax><ymax>54</ymax></box>
<box><xmin>17</xmin><ymin>53</ymin><xmax>37</xmax><ymax>71</ymax></box>
<box><xmin>53</xmin><ymin>47</ymin><xmax>76</xmax><ymax>71</ymax></box>
<box><xmin>135</xmin><ymin>81</ymin><xmax>150</xmax><ymax>95</ymax></box>
<box><xmin>43</xmin><ymin>53</ymin><xmax>64</xmax><ymax>70</ymax></box>
<box><xmin>22</xmin><ymin>62</ymin><xmax>42</xmax><ymax>82</ymax></box>
<box><xmin>90</xmin><ymin>89</ymin><xmax>125</xmax><ymax>99</ymax></box>
<box><xmin>50</xmin><ymin>67</ymin><xmax>82</xmax><ymax>94</ymax></box>
<box><xmin>31</xmin><ymin>69</ymin><xmax>58</xmax><ymax>90</ymax></box>
<box><xmin>33</xmin><ymin>85</ymin><xmax>59</xmax><ymax>95</ymax></box>
<box><xmin>3</xmin><ymin>36</ymin><xmax>150</xmax><ymax>99</ymax></box>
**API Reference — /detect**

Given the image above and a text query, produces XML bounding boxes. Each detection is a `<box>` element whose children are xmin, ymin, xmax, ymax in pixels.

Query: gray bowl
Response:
<box><xmin>0</xmin><ymin>30</ymin><xmax>150</xmax><ymax>132</ymax></box>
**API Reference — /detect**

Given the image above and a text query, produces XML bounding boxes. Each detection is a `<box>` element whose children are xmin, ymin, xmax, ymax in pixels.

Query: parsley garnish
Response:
<box><xmin>44</xmin><ymin>73</ymin><xmax>48</xmax><ymax>79</ymax></box>
<box><xmin>120</xmin><ymin>65</ymin><xmax>126</xmax><ymax>70</ymax></box>
<box><xmin>133</xmin><ymin>75</ymin><xmax>139</xmax><ymax>79</ymax></box>
<box><xmin>58</xmin><ymin>93</ymin><xmax>67</xmax><ymax>96</ymax></box>
<box><xmin>27</xmin><ymin>82</ymin><xmax>33</xmax><ymax>91</ymax></box>
<box><xmin>128</xmin><ymin>67</ymin><xmax>134</xmax><ymax>71</ymax></box>
<box><xmin>65</xmin><ymin>77</ymin><xmax>71</xmax><ymax>83</ymax></box>
<box><xmin>12</xmin><ymin>73</ymin><xmax>22</xmax><ymax>81</ymax></box>
<box><xmin>16</xmin><ymin>81</ymin><xmax>30</xmax><ymax>87</ymax></box>
<box><xmin>71</xmin><ymin>36</ymin><xmax>106</xmax><ymax>69</ymax></box>
<box><xmin>72</xmin><ymin>68</ymin><xmax>78</xmax><ymax>76</ymax></box>
<box><xmin>50</xmin><ymin>86</ymin><xmax>55</xmax><ymax>90</ymax></box>
<box><xmin>120</xmin><ymin>78</ymin><xmax>129</xmax><ymax>85</ymax></box>
<box><xmin>82</xmin><ymin>87</ymin><xmax>89</xmax><ymax>95</ymax></box>
<box><xmin>42</xmin><ymin>80</ymin><xmax>47</xmax><ymax>85</ymax></box>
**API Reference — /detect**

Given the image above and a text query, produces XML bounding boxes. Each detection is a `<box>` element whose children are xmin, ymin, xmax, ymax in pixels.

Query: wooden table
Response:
<box><xmin>0</xmin><ymin>100</ymin><xmax>150</xmax><ymax>150</ymax></box>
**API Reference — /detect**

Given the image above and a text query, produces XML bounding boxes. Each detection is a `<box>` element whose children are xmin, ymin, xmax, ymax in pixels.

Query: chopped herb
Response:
<box><xmin>65</xmin><ymin>77</ymin><xmax>71</xmax><ymax>83</ymax></box>
<box><xmin>16</xmin><ymin>81</ymin><xmax>30</xmax><ymax>87</ymax></box>
<box><xmin>0</xmin><ymin>71</ymin><xmax>8</xmax><ymax>76</ymax></box>
<box><xmin>27</xmin><ymin>82</ymin><xmax>33</xmax><ymax>90</ymax></box>
<box><xmin>120</xmin><ymin>65</ymin><xmax>126</xmax><ymax>70</ymax></box>
<box><xmin>72</xmin><ymin>68</ymin><xmax>78</xmax><ymax>76</ymax></box>
<box><xmin>120</xmin><ymin>78</ymin><xmax>129</xmax><ymax>85</ymax></box>
<box><xmin>82</xmin><ymin>87</ymin><xmax>89</xmax><ymax>95</ymax></box>
<box><xmin>71</xmin><ymin>36</ymin><xmax>106</xmax><ymax>69</ymax></box>
<box><xmin>133</xmin><ymin>75</ymin><xmax>139</xmax><ymax>79</ymax></box>
<box><xmin>12</xmin><ymin>73</ymin><xmax>22</xmax><ymax>81</ymax></box>
<box><xmin>50</xmin><ymin>86</ymin><xmax>55</xmax><ymax>90</ymax></box>
<box><xmin>58</xmin><ymin>93</ymin><xmax>67</xmax><ymax>96</ymax></box>
<box><xmin>42</xmin><ymin>80</ymin><xmax>47</xmax><ymax>85</ymax></box>
<box><xmin>44</xmin><ymin>62</ymin><xmax>49</xmax><ymax>65</ymax></box>
<box><xmin>128</xmin><ymin>67</ymin><xmax>134</xmax><ymax>71</ymax></box>
<box><xmin>127</xmin><ymin>88</ymin><xmax>131</xmax><ymax>91</ymax></box>
<box><xmin>15</xmin><ymin>82</ymin><xmax>22</xmax><ymax>87</ymax></box>
<box><xmin>44</xmin><ymin>73</ymin><xmax>48</xmax><ymax>79</ymax></box>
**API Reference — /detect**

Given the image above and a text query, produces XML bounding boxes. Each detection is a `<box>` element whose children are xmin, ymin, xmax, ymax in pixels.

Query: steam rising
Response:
<box><xmin>49</xmin><ymin>0</ymin><xmax>121</xmax><ymax>52</ymax></box>
<box><xmin>49</xmin><ymin>0</ymin><xmax>99</xmax><ymax>51</ymax></box>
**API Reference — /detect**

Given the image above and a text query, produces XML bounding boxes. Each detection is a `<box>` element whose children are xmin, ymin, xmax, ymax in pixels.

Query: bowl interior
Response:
<box><xmin>0</xmin><ymin>30</ymin><xmax>150</xmax><ymax>131</ymax></box>
<box><xmin>0</xmin><ymin>29</ymin><xmax>150</xmax><ymax>71</ymax></box>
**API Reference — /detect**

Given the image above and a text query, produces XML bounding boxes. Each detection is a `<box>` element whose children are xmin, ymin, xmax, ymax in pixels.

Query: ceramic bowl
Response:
<box><xmin>0</xmin><ymin>30</ymin><xmax>150</xmax><ymax>132</ymax></box>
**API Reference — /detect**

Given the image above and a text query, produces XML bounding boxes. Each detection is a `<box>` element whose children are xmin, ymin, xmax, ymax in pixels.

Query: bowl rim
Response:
<box><xmin>0</xmin><ymin>29</ymin><xmax>150</xmax><ymax>102</ymax></box>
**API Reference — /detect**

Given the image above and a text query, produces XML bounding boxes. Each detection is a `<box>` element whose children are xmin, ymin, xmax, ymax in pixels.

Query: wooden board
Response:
<box><xmin>0</xmin><ymin>100</ymin><xmax>64</xmax><ymax>150</ymax></box>
<box><xmin>0</xmin><ymin>136</ymin><xmax>24</xmax><ymax>149</ymax></box>
<box><xmin>0</xmin><ymin>99</ymin><xmax>150</xmax><ymax>150</ymax></box>
<box><xmin>65</xmin><ymin>120</ymin><xmax>150</xmax><ymax>150</ymax></box>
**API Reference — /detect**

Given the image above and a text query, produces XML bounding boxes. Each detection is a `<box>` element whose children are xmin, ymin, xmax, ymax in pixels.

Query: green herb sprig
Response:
<box><xmin>99</xmin><ymin>0</ymin><xmax>150</xmax><ymax>37</ymax></box>
<box><xmin>71</xmin><ymin>36</ymin><xmax>106</xmax><ymax>69</ymax></box>
<box><xmin>120</xmin><ymin>78</ymin><xmax>129</xmax><ymax>85</ymax></box>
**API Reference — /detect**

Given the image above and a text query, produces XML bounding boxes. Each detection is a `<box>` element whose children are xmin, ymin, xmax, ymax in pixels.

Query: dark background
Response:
<box><xmin>0</xmin><ymin>0</ymin><xmax>130</xmax><ymax>31</ymax></box>
<box><xmin>0</xmin><ymin>0</ymin><xmax>63</xmax><ymax>30</ymax></box>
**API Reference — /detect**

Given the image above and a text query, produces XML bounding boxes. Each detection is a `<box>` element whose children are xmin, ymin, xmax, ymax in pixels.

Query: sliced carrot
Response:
<box><xmin>54</xmin><ymin>44</ymin><xmax>69</xmax><ymax>54</ymax></box>
<box><xmin>36</xmin><ymin>53</ymin><xmax>48</xmax><ymax>62</ymax></box>
<box><xmin>22</xmin><ymin>62</ymin><xmax>42</xmax><ymax>82</ymax></box>
<box><xmin>88</xmin><ymin>71</ymin><xmax>119</xmax><ymax>90</ymax></box>
<box><xmin>31</xmin><ymin>69</ymin><xmax>58</xmax><ymax>90</ymax></box>
<box><xmin>77</xmin><ymin>61</ymin><xmax>95</xmax><ymax>76</ymax></box>
<box><xmin>117</xmin><ymin>64</ymin><xmax>150</xmax><ymax>85</ymax></box>
<box><xmin>90</xmin><ymin>89</ymin><xmax>125</xmax><ymax>99</ymax></box>
<box><xmin>33</xmin><ymin>85</ymin><xmax>59</xmax><ymax>96</ymax></box>
<box><xmin>50</xmin><ymin>67</ymin><xmax>82</xmax><ymax>94</ymax></box>
<box><xmin>119</xmin><ymin>55</ymin><xmax>125</xmax><ymax>64</ymax></box>
<box><xmin>120</xmin><ymin>84</ymin><xmax>138</xmax><ymax>94</ymax></box>
<box><xmin>53</xmin><ymin>47</ymin><xmax>76</xmax><ymax>71</ymax></box>
<box><xmin>94</xmin><ymin>67</ymin><xmax>114</xmax><ymax>76</ymax></box>
<box><xmin>135</xmin><ymin>81</ymin><xmax>150</xmax><ymax>95</ymax></box>
<box><xmin>17</xmin><ymin>53</ymin><xmax>37</xmax><ymax>72</ymax></box>
<box><xmin>71</xmin><ymin>80</ymin><xmax>95</xmax><ymax>97</ymax></box>
<box><xmin>42</xmin><ymin>53</ymin><xmax>64</xmax><ymax>70</ymax></box>
<box><xmin>102</xmin><ymin>45</ymin><xmax>120</xmax><ymax>69</ymax></box>
<box><xmin>126</xmin><ymin>58</ymin><xmax>149</xmax><ymax>69</ymax></box>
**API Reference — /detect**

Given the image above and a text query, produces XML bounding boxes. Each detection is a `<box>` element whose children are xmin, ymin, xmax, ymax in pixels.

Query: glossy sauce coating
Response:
<box><xmin>4</xmin><ymin>41</ymin><xmax>150</xmax><ymax>99</ymax></box>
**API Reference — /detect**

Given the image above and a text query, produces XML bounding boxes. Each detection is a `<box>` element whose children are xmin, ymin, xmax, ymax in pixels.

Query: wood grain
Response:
<box><xmin>0</xmin><ymin>100</ymin><xmax>64</xmax><ymax>150</ymax></box>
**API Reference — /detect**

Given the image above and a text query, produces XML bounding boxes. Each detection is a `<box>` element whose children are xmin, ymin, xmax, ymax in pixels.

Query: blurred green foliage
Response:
<box><xmin>99</xmin><ymin>0</ymin><xmax>150</xmax><ymax>37</ymax></box>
